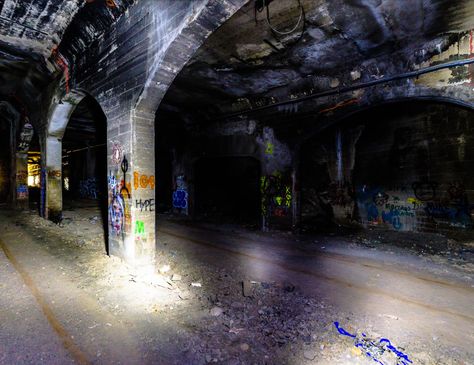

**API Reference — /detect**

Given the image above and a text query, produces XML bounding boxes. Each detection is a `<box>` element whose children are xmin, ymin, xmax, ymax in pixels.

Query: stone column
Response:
<box><xmin>45</xmin><ymin>136</ymin><xmax>63</xmax><ymax>222</ymax></box>
<box><xmin>15</xmin><ymin>153</ymin><xmax>29</xmax><ymax>209</ymax></box>
<box><xmin>107</xmin><ymin>108</ymin><xmax>155</xmax><ymax>269</ymax></box>
<box><xmin>15</xmin><ymin>121</ymin><xmax>34</xmax><ymax>210</ymax></box>
<box><xmin>43</xmin><ymin>92</ymin><xmax>85</xmax><ymax>221</ymax></box>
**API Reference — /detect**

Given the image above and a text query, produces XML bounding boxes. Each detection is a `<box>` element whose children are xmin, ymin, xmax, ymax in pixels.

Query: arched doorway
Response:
<box><xmin>300</xmin><ymin>100</ymin><xmax>474</xmax><ymax>235</ymax></box>
<box><xmin>60</xmin><ymin>94</ymin><xmax>108</xmax><ymax>248</ymax></box>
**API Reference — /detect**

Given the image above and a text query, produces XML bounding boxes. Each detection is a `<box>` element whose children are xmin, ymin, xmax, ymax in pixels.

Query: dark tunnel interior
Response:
<box><xmin>0</xmin><ymin>1</ymin><xmax>474</xmax><ymax>364</ymax></box>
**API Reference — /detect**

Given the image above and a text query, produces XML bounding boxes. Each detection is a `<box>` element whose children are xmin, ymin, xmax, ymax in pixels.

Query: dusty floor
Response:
<box><xmin>0</xmin><ymin>200</ymin><xmax>473</xmax><ymax>365</ymax></box>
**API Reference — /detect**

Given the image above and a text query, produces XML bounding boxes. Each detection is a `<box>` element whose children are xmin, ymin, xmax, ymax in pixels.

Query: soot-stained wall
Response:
<box><xmin>0</xmin><ymin>120</ymin><xmax>11</xmax><ymax>203</ymax></box>
<box><xmin>301</xmin><ymin>101</ymin><xmax>474</xmax><ymax>234</ymax></box>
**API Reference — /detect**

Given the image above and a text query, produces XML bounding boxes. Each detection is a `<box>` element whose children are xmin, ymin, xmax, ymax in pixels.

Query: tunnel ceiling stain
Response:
<box><xmin>0</xmin><ymin>0</ymin><xmax>472</xmax><ymax>119</ymax></box>
<box><xmin>161</xmin><ymin>0</ymin><xmax>474</xmax><ymax>116</ymax></box>
<box><xmin>0</xmin><ymin>0</ymin><xmax>133</xmax><ymax>110</ymax></box>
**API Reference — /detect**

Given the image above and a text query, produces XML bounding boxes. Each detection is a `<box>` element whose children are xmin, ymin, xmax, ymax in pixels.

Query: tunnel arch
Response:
<box><xmin>134</xmin><ymin>0</ymin><xmax>249</xmax><ymax>115</ymax></box>
<box><xmin>44</xmin><ymin>90</ymin><xmax>107</xmax><ymax>221</ymax></box>
<box><xmin>299</xmin><ymin>98</ymin><xmax>474</xmax><ymax>234</ymax></box>
<box><xmin>0</xmin><ymin>101</ymin><xmax>21</xmax><ymax>205</ymax></box>
<box><xmin>298</xmin><ymin>88</ymin><xmax>474</xmax><ymax>149</ymax></box>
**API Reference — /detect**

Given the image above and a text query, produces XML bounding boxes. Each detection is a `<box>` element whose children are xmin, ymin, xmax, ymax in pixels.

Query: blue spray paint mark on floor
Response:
<box><xmin>334</xmin><ymin>322</ymin><xmax>412</xmax><ymax>365</ymax></box>
<box><xmin>334</xmin><ymin>321</ymin><xmax>356</xmax><ymax>338</ymax></box>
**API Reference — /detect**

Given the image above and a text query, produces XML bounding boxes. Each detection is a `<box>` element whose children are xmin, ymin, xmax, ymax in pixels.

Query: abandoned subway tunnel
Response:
<box><xmin>0</xmin><ymin>0</ymin><xmax>474</xmax><ymax>364</ymax></box>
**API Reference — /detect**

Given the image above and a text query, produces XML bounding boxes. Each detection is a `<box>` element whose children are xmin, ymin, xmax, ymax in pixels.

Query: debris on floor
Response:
<box><xmin>1</xmin><ymin>204</ymin><xmax>473</xmax><ymax>365</ymax></box>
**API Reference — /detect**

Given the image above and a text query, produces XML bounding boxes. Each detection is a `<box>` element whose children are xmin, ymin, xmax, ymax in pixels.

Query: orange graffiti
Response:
<box><xmin>134</xmin><ymin>172</ymin><xmax>155</xmax><ymax>190</ymax></box>
<box><xmin>16</xmin><ymin>171</ymin><xmax>28</xmax><ymax>181</ymax></box>
<box><xmin>86</xmin><ymin>0</ymin><xmax>116</xmax><ymax>7</ymax></box>
<box><xmin>48</xmin><ymin>170</ymin><xmax>62</xmax><ymax>178</ymax></box>
<box><xmin>120</xmin><ymin>179</ymin><xmax>131</xmax><ymax>198</ymax></box>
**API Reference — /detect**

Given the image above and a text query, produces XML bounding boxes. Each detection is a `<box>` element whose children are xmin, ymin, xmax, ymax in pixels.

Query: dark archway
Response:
<box><xmin>194</xmin><ymin>156</ymin><xmax>261</xmax><ymax>226</ymax></box>
<box><xmin>27</xmin><ymin>127</ymin><xmax>41</xmax><ymax>210</ymax></box>
<box><xmin>300</xmin><ymin>99</ymin><xmax>474</xmax><ymax>235</ymax></box>
<box><xmin>62</xmin><ymin>94</ymin><xmax>108</xmax><ymax>248</ymax></box>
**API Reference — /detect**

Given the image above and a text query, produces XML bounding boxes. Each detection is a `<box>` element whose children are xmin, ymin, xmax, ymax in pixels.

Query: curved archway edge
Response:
<box><xmin>299</xmin><ymin>85</ymin><xmax>474</xmax><ymax>147</ymax></box>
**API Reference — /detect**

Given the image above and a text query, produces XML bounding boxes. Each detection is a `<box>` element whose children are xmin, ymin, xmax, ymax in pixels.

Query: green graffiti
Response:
<box><xmin>265</xmin><ymin>141</ymin><xmax>274</xmax><ymax>155</ymax></box>
<box><xmin>135</xmin><ymin>220</ymin><xmax>145</xmax><ymax>235</ymax></box>
<box><xmin>261</xmin><ymin>172</ymin><xmax>292</xmax><ymax>218</ymax></box>
<box><xmin>285</xmin><ymin>186</ymin><xmax>292</xmax><ymax>207</ymax></box>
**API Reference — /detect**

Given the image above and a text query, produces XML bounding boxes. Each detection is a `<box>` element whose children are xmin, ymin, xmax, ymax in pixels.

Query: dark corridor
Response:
<box><xmin>194</xmin><ymin>156</ymin><xmax>261</xmax><ymax>225</ymax></box>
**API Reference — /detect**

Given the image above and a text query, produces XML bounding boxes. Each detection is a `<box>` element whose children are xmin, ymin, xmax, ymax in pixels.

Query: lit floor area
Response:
<box><xmin>0</xmin><ymin>202</ymin><xmax>473</xmax><ymax>365</ymax></box>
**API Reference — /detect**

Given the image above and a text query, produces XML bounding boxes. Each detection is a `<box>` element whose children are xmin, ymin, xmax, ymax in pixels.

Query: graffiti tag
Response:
<box><xmin>134</xmin><ymin>172</ymin><xmax>155</xmax><ymax>190</ymax></box>
<box><xmin>136</xmin><ymin>199</ymin><xmax>155</xmax><ymax>212</ymax></box>
<box><xmin>173</xmin><ymin>190</ymin><xmax>188</xmax><ymax>209</ymax></box>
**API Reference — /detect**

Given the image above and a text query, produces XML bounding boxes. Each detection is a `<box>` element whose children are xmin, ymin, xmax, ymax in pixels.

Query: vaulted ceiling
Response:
<box><xmin>160</xmin><ymin>0</ymin><xmax>474</xmax><ymax>119</ymax></box>
<box><xmin>0</xmin><ymin>0</ymin><xmax>473</xmax><ymax>125</ymax></box>
<box><xmin>0</xmin><ymin>0</ymin><xmax>133</xmax><ymax>115</ymax></box>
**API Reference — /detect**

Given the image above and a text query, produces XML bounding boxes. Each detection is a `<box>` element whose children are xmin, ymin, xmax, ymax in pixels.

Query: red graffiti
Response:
<box><xmin>51</xmin><ymin>47</ymin><xmax>70</xmax><ymax>94</ymax></box>
<box><xmin>16</xmin><ymin>171</ymin><xmax>28</xmax><ymax>181</ymax></box>
<box><xmin>319</xmin><ymin>98</ymin><xmax>359</xmax><ymax>114</ymax></box>
<box><xmin>470</xmin><ymin>30</ymin><xmax>473</xmax><ymax>56</ymax></box>
<box><xmin>86</xmin><ymin>0</ymin><xmax>116</xmax><ymax>7</ymax></box>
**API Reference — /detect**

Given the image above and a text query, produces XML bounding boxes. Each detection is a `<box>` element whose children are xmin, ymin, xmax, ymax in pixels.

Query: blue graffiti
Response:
<box><xmin>367</xmin><ymin>203</ymin><xmax>379</xmax><ymax>222</ymax></box>
<box><xmin>380</xmin><ymin>338</ymin><xmax>412</xmax><ymax>365</ymax></box>
<box><xmin>334</xmin><ymin>321</ymin><xmax>356</xmax><ymax>338</ymax></box>
<box><xmin>79</xmin><ymin>177</ymin><xmax>99</xmax><ymax>199</ymax></box>
<box><xmin>382</xmin><ymin>209</ymin><xmax>403</xmax><ymax>230</ymax></box>
<box><xmin>424</xmin><ymin>201</ymin><xmax>473</xmax><ymax>228</ymax></box>
<box><xmin>357</xmin><ymin>186</ymin><xmax>389</xmax><ymax>223</ymax></box>
<box><xmin>334</xmin><ymin>322</ymin><xmax>412</xmax><ymax>365</ymax></box>
<box><xmin>173</xmin><ymin>189</ymin><xmax>188</xmax><ymax>209</ymax></box>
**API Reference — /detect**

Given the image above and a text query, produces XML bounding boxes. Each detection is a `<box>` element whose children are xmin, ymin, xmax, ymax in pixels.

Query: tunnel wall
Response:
<box><xmin>162</xmin><ymin>117</ymin><xmax>295</xmax><ymax>229</ymax></box>
<box><xmin>0</xmin><ymin>120</ymin><xmax>11</xmax><ymax>203</ymax></box>
<box><xmin>301</xmin><ymin>102</ymin><xmax>474</xmax><ymax>234</ymax></box>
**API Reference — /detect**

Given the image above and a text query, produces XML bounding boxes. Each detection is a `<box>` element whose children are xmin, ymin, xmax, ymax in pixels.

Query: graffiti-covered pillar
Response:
<box><xmin>15</xmin><ymin>154</ymin><xmax>29</xmax><ymax>209</ymax></box>
<box><xmin>15</xmin><ymin>121</ymin><xmax>34</xmax><ymax>210</ymax></box>
<box><xmin>107</xmin><ymin>108</ymin><xmax>155</xmax><ymax>269</ymax></box>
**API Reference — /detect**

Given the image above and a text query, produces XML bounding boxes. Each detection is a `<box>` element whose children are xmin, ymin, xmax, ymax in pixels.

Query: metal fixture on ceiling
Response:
<box><xmin>254</xmin><ymin>0</ymin><xmax>306</xmax><ymax>49</ymax></box>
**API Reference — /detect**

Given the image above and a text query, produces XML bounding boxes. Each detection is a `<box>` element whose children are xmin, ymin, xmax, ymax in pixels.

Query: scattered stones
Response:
<box><xmin>210</xmin><ymin>306</ymin><xmax>224</xmax><ymax>317</ymax></box>
<box><xmin>240</xmin><ymin>343</ymin><xmax>249</xmax><ymax>352</ymax></box>
<box><xmin>171</xmin><ymin>274</ymin><xmax>182</xmax><ymax>281</ymax></box>
<box><xmin>159</xmin><ymin>264</ymin><xmax>171</xmax><ymax>274</ymax></box>
<box><xmin>303</xmin><ymin>349</ymin><xmax>317</xmax><ymax>360</ymax></box>
<box><xmin>242</xmin><ymin>280</ymin><xmax>253</xmax><ymax>297</ymax></box>
<box><xmin>351</xmin><ymin>347</ymin><xmax>362</xmax><ymax>356</ymax></box>
<box><xmin>6</xmin><ymin>208</ymin><xmax>472</xmax><ymax>365</ymax></box>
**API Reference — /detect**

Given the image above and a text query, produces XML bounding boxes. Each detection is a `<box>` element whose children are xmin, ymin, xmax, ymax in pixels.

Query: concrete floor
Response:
<box><xmin>0</xmin><ymin>204</ymin><xmax>473</xmax><ymax>364</ymax></box>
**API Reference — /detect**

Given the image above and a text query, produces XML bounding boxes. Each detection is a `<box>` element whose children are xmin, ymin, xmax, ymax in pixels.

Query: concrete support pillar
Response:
<box><xmin>15</xmin><ymin>121</ymin><xmax>34</xmax><ymax>210</ymax></box>
<box><xmin>15</xmin><ymin>153</ymin><xmax>29</xmax><ymax>209</ymax></box>
<box><xmin>107</xmin><ymin>109</ymin><xmax>155</xmax><ymax>269</ymax></box>
<box><xmin>43</xmin><ymin>92</ymin><xmax>85</xmax><ymax>221</ymax></box>
<box><xmin>45</xmin><ymin>136</ymin><xmax>63</xmax><ymax>222</ymax></box>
